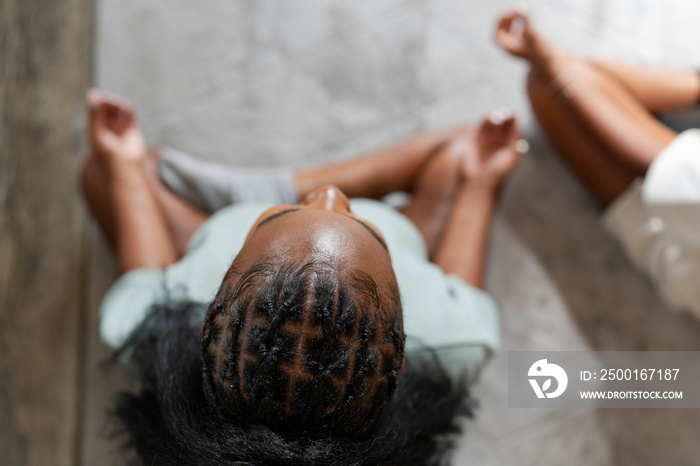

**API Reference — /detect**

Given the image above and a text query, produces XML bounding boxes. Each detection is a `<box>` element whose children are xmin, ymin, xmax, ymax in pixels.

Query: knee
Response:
<box><xmin>419</xmin><ymin>138</ymin><xmax>466</xmax><ymax>185</ymax></box>
<box><xmin>526</xmin><ymin>68</ymin><xmax>548</xmax><ymax>103</ymax></box>
<box><xmin>526</xmin><ymin>68</ymin><xmax>565</xmax><ymax>127</ymax></box>
<box><xmin>436</xmin><ymin>137</ymin><xmax>469</xmax><ymax>166</ymax></box>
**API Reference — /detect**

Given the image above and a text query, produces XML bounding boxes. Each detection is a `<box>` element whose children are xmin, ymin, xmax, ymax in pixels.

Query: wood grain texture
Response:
<box><xmin>0</xmin><ymin>0</ymin><xmax>93</xmax><ymax>464</ymax></box>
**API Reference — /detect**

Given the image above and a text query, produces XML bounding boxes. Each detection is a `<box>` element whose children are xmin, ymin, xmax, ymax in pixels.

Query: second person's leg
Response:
<box><xmin>495</xmin><ymin>11</ymin><xmax>677</xmax><ymax>203</ymax></box>
<box><xmin>531</xmin><ymin>49</ymin><xmax>676</xmax><ymax>175</ymax></box>
<box><xmin>587</xmin><ymin>58</ymin><xmax>700</xmax><ymax>114</ymax></box>
<box><xmin>527</xmin><ymin>71</ymin><xmax>637</xmax><ymax>205</ymax></box>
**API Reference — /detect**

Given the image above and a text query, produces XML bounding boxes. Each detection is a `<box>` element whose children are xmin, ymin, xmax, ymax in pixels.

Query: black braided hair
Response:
<box><xmin>113</xmin><ymin>301</ymin><xmax>472</xmax><ymax>466</ymax></box>
<box><xmin>201</xmin><ymin>258</ymin><xmax>405</xmax><ymax>439</ymax></box>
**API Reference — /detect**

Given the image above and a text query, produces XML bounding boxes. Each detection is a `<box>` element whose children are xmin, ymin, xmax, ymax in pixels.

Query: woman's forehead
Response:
<box><xmin>245</xmin><ymin>209</ymin><xmax>390</xmax><ymax>265</ymax></box>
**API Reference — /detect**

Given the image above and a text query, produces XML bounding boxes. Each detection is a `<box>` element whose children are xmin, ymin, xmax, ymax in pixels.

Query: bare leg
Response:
<box><xmin>526</xmin><ymin>71</ymin><xmax>637</xmax><ymax>204</ymax></box>
<box><xmin>400</xmin><ymin>111</ymin><xmax>521</xmax><ymax>260</ymax></box>
<box><xmin>82</xmin><ymin>156</ymin><xmax>119</xmax><ymax>248</ymax></box>
<box><xmin>81</xmin><ymin>90</ymin><xmax>178</xmax><ymax>273</ymax></box>
<box><xmin>587</xmin><ymin>58</ymin><xmax>700</xmax><ymax>114</ymax></box>
<box><xmin>295</xmin><ymin>115</ymin><xmax>520</xmax><ymax>258</ymax></box>
<box><xmin>496</xmin><ymin>11</ymin><xmax>677</xmax><ymax>197</ymax></box>
<box><xmin>295</xmin><ymin>126</ymin><xmax>473</xmax><ymax>200</ymax></box>
<box><xmin>399</xmin><ymin>139</ymin><xmax>465</xmax><ymax>258</ymax></box>
<box><xmin>144</xmin><ymin>149</ymin><xmax>209</xmax><ymax>255</ymax></box>
<box><xmin>538</xmin><ymin>55</ymin><xmax>677</xmax><ymax>173</ymax></box>
<box><xmin>85</xmin><ymin>147</ymin><xmax>209</xmax><ymax>259</ymax></box>
<box><xmin>295</xmin><ymin>126</ymin><xmax>484</xmax><ymax>258</ymax></box>
<box><xmin>433</xmin><ymin>111</ymin><xmax>521</xmax><ymax>287</ymax></box>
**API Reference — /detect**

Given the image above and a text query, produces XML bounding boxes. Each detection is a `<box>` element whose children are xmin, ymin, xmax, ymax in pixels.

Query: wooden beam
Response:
<box><xmin>0</xmin><ymin>0</ymin><xmax>93</xmax><ymax>464</ymax></box>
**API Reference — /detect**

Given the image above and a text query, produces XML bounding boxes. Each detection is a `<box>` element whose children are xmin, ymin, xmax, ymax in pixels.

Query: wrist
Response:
<box><xmin>525</xmin><ymin>33</ymin><xmax>565</xmax><ymax>80</ymax></box>
<box><xmin>457</xmin><ymin>177</ymin><xmax>501</xmax><ymax>201</ymax></box>
<box><xmin>102</xmin><ymin>157</ymin><xmax>150</xmax><ymax>189</ymax></box>
<box><xmin>533</xmin><ymin>50</ymin><xmax>575</xmax><ymax>87</ymax></box>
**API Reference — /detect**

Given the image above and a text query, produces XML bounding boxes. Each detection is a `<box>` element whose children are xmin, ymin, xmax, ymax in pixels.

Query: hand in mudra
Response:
<box><xmin>88</xmin><ymin>89</ymin><xmax>147</xmax><ymax>164</ymax></box>
<box><xmin>494</xmin><ymin>9</ymin><xmax>551</xmax><ymax>66</ymax></box>
<box><xmin>461</xmin><ymin>109</ymin><xmax>521</xmax><ymax>189</ymax></box>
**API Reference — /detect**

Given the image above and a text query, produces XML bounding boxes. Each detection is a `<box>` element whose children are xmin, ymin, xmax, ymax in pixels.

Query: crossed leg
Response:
<box><xmin>526</xmin><ymin>58</ymin><xmax>677</xmax><ymax>204</ymax></box>
<box><xmin>294</xmin><ymin>126</ymin><xmax>473</xmax><ymax>199</ymax></box>
<box><xmin>153</xmin><ymin>124</ymin><xmax>478</xmax><ymax>254</ymax></box>
<box><xmin>297</xmin><ymin>116</ymin><xmax>518</xmax><ymax>259</ymax></box>
<box><xmin>83</xmin><ymin>89</ymin><xmax>510</xmax><ymax>268</ymax></box>
<box><xmin>81</xmin><ymin>91</ymin><xmax>208</xmax><ymax>272</ymax></box>
<box><xmin>295</xmin><ymin>127</ymin><xmax>473</xmax><ymax>257</ymax></box>
<box><xmin>526</xmin><ymin>70</ymin><xmax>641</xmax><ymax>205</ymax></box>
<box><xmin>143</xmin><ymin>150</ymin><xmax>209</xmax><ymax>252</ymax></box>
<box><xmin>81</xmin><ymin>91</ymin><xmax>181</xmax><ymax>273</ymax></box>
<box><xmin>495</xmin><ymin>11</ymin><xmax>695</xmax><ymax>205</ymax></box>
<box><xmin>586</xmin><ymin>58</ymin><xmax>700</xmax><ymax>114</ymax></box>
<box><xmin>398</xmin><ymin>140</ymin><xmax>465</xmax><ymax>258</ymax></box>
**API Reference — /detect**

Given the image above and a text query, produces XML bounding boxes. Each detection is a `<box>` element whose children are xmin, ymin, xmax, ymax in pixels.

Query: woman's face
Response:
<box><xmin>230</xmin><ymin>185</ymin><xmax>398</xmax><ymax>302</ymax></box>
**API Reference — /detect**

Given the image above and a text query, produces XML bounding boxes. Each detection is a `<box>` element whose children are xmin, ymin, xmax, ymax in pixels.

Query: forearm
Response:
<box><xmin>433</xmin><ymin>181</ymin><xmax>498</xmax><ymax>288</ymax></box>
<box><xmin>108</xmin><ymin>164</ymin><xmax>178</xmax><ymax>273</ymax></box>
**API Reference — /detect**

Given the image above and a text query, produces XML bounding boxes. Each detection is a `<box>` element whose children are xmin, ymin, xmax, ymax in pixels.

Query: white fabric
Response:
<box><xmin>603</xmin><ymin>129</ymin><xmax>700</xmax><ymax>318</ymax></box>
<box><xmin>643</xmin><ymin>129</ymin><xmax>700</xmax><ymax>202</ymax></box>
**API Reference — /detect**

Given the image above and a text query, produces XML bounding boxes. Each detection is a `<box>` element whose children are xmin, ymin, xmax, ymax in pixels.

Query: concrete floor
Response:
<box><xmin>90</xmin><ymin>0</ymin><xmax>700</xmax><ymax>464</ymax></box>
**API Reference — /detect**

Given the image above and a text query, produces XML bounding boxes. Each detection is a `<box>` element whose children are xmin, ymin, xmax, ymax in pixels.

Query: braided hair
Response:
<box><xmin>201</xmin><ymin>258</ymin><xmax>404</xmax><ymax>439</ymax></box>
<box><xmin>113</xmin><ymin>257</ymin><xmax>472</xmax><ymax>465</ymax></box>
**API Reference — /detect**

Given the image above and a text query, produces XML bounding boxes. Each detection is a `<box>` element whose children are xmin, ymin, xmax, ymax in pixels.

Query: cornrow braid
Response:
<box><xmin>201</xmin><ymin>257</ymin><xmax>404</xmax><ymax>439</ymax></box>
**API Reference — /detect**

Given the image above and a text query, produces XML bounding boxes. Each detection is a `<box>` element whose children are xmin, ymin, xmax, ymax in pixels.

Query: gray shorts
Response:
<box><xmin>159</xmin><ymin>146</ymin><xmax>299</xmax><ymax>213</ymax></box>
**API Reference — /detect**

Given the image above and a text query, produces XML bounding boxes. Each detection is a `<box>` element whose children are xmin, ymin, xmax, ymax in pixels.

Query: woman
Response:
<box><xmin>495</xmin><ymin>10</ymin><xmax>700</xmax><ymax>317</ymax></box>
<box><xmin>83</xmin><ymin>89</ymin><xmax>520</xmax><ymax>464</ymax></box>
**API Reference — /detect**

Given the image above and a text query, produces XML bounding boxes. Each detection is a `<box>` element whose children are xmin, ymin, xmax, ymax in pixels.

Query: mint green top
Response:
<box><xmin>100</xmin><ymin>199</ymin><xmax>499</xmax><ymax>385</ymax></box>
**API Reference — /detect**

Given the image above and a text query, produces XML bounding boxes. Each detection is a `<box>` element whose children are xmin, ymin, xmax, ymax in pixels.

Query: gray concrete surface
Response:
<box><xmin>91</xmin><ymin>0</ymin><xmax>700</xmax><ymax>464</ymax></box>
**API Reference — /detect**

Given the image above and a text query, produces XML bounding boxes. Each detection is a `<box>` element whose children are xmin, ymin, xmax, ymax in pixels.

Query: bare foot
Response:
<box><xmin>462</xmin><ymin>109</ymin><xmax>521</xmax><ymax>189</ymax></box>
<box><xmin>87</xmin><ymin>89</ymin><xmax>147</xmax><ymax>167</ymax></box>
